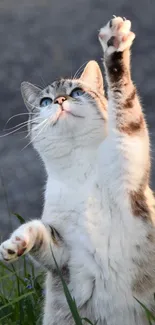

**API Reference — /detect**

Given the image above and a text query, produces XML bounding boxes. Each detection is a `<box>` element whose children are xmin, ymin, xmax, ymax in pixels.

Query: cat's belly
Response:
<box><xmin>83</xmin><ymin>280</ymin><xmax>148</xmax><ymax>325</ymax></box>
<box><xmin>68</xmin><ymin>234</ymin><xmax>153</xmax><ymax>325</ymax></box>
<box><xmin>65</xmin><ymin>200</ymin><xmax>155</xmax><ymax>325</ymax></box>
<box><xmin>42</xmin><ymin>181</ymin><xmax>155</xmax><ymax>324</ymax></box>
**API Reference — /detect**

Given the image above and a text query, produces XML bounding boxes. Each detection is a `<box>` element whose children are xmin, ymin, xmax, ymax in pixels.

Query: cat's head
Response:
<box><xmin>21</xmin><ymin>61</ymin><xmax>107</xmax><ymax>162</ymax></box>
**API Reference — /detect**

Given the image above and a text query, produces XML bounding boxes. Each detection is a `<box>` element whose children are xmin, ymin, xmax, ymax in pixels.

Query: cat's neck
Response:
<box><xmin>43</xmin><ymin>146</ymin><xmax>97</xmax><ymax>186</ymax></box>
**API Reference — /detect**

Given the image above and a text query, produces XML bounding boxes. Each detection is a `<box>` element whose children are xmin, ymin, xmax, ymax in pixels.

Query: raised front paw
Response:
<box><xmin>0</xmin><ymin>221</ymin><xmax>41</xmax><ymax>262</ymax></box>
<box><xmin>99</xmin><ymin>16</ymin><xmax>135</xmax><ymax>55</ymax></box>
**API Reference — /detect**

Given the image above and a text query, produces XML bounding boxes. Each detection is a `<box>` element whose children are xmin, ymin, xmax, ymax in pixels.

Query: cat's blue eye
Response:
<box><xmin>70</xmin><ymin>88</ymin><xmax>84</xmax><ymax>99</ymax></box>
<box><xmin>40</xmin><ymin>97</ymin><xmax>53</xmax><ymax>107</ymax></box>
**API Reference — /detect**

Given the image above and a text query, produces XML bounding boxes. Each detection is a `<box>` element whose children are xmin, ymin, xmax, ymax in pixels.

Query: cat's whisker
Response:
<box><xmin>23</xmin><ymin>99</ymin><xmax>38</xmax><ymax>111</ymax></box>
<box><xmin>3</xmin><ymin>112</ymin><xmax>36</xmax><ymax>130</ymax></box>
<box><xmin>21</xmin><ymin>119</ymin><xmax>49</xmax><ymax>151</ymax></box>
<box><xmin>1</xmin><ymin>116</ymin><xmax>42</xmax><ymax>136</ymax></box>
<box><xmin>24</xmin><ymin>130</ymin><xmax>32</xmax><ymax>140</ymax></box>
<box><xmin>17</xmin><ymin>130</ymin><xmax>28</xmax><ymax>135</ymax></box>
<box><xmin>24</xmin><ymin>117</ymin><xmax>49</xmax><ymax>140</ymax></box>
<box><xmin>33</xmin><ymin>83</ymin><xmax>44</xmax><ymax>90</ymax></box>
<box><xmin>39</xmin><ymin>76</ymin><xmax>47</xmax><ymax>89</ymax></box>
<box><xmin>0</xmin><ymin>124</ymin><xmax>30</xmax><ymax>137</ymax></box>
<box><xmin>32</xmin><ymin>118</ymin><xmax>49</xmax><ymax>131</ymax></box>
<box><xmin>24</xmin><ymin>99</ymin><xmax>45</xmax><ymax>111</ymax></box>
<box><xmin>73</xmin><ymin>61</ymin><xmax>89</xmax><ymax>79</ymax></box>
<box><xmin>3</xmin><ymin>116</ymin><xmax>42</xmax><ymax>131</ymax></box>
<box><xmin>4</xmin><ymin>120</ymin><xmax>30</xmax><ymax>131</ymax></box>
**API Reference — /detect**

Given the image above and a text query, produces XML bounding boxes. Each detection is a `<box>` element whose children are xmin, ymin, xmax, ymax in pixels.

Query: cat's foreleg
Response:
<box><xmin>0</xmin><ymin>220</ymin><xmax>69</xmax><ymax>270</ymax></box>
<box><xmin>98</xmin><ymin>17</ymin><xmax>150</xmax><ymax>194</ymax></box>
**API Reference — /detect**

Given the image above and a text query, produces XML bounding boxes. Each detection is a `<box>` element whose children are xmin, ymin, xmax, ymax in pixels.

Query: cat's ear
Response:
<box><xmin>80</xmin><ymin>61</ymin><xmax>104</xmax><ymax>94</ymax></box>
<box><xmin>21</xmin><ymin>82</ymin><xmax>41</xmax><ymax>111</ymax></box>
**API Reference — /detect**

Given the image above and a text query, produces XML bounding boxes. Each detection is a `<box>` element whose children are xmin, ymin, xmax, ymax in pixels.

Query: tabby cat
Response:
<box><xmin>0</xmin><ymin>17</ymin><xmax>155</xmax><ymax>325</ymax></box>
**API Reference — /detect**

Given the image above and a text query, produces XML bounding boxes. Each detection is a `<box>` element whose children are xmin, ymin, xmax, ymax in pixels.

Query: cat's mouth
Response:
<box><xmin>59</xmin><ymin>105</ymin><xmax>85</xmax><ymax>119</ymax></box>
<box><xmin>61</xmin><ymin>108</ymin><xmax>84</xmax><ymax>118</ymax></box>
<box><xmin>52</xmin><ymin>107</ymin><xmax>84</xmax><ymax>126</ymax></box>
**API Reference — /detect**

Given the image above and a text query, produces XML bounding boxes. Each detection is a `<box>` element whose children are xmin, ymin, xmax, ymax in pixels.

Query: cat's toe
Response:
<box><xmin>99</xmin><ymin>16</ymin><xmax>124</xmax><ymax>53</ymax></box>
<box><xmin>108</xmin><ymin>16</ymin><xmax>124</xmax><ymax>29</ymax></box>
<box><xmin>99</xmin><ymin>16</ymin><xmax>135</xmax><ymax>54</ymax></box>
<box><xmin>0</xmin><ymin>240</ymin><xmax>19</xmax><ymax>261</ymax></box>
<box><xmin>117</xmin><ymin>31</ymin><xmax>135</xmax><ymax>52</ymax></box>
<box><xmin>11</xmin><ymin>235</ymin><xmax>28</xmax><ymax>256</ymax></box>
<box><xmin>0</xmin><ymin>234</ymin><xmax>29</xmax><ymax>262</ymax></box>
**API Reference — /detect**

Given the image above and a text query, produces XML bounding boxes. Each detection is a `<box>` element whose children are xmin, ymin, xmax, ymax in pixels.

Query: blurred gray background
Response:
<box><xmin>0</xmin><ymin>0</ymin><xmax>155</xmax><ymax>238</ymax></box>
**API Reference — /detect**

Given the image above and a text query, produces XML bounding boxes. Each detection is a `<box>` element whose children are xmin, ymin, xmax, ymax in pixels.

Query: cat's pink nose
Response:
<box><xmin>54</xmin><ymin>96</ymin><xmax>67</xmax><ymax>105</ymax></box>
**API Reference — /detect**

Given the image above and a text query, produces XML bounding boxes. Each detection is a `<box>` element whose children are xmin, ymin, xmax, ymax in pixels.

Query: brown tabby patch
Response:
<box><xmin>147</xmin><ymin>232</ymin><xmax>154</xmax><ymax>243</ymax></box>
<box><xmin>118</xmin><ymin>115</ymin><xmax>144</xmax><ymax>135</ymax></box>
<box><xmin>132</xmin><ymin>271</ymin><xmax>153</xmax><ymax>294</ymax></box>
<box><xmin>130</xmin><ymin>189</ymin><xmax>150</xmax><ymax>220</ymax></box>
<box><xmin>49</xmin><ymin>226</ymin><xmax>62</xmax><ymax>246</ymax></box>
<box><xmin>31</xmin><ymin>238</ymin><xmax>43</xmax><ymax>253</ymax></box>
<box><xmin>105</xmin><ymin>52</ymin><xmax>125</xmax><ymax>83</ymax></box>
<box><xmin>52</xmin><ymin>265</ymin><xmax>70</xmax><ymax>284</ymax></box>
<box><xmin>124</xmin><ymin>88</ymin><xmax>136</xmax><ymax>109</ymax></box>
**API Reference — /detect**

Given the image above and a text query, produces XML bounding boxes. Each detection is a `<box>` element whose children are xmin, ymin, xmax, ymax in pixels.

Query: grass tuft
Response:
<box><xmin>0</xmin><ymin>215</ymin><xmax>155</xmax><ymax>324</ymax></box>
<box><xmin>0</xmin><ymin>257</ymin><xmax>44</xmax><ymax>325</ymax></box>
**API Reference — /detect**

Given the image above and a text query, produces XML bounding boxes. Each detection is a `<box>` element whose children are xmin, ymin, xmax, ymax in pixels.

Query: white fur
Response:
<box><xmin>0</xmin><ymin>21</ymin><xmax>154</xmax><ymax>325</ymax></box>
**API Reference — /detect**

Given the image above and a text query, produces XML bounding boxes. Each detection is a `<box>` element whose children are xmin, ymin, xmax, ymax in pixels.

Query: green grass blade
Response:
<box><xmin>135</xmin><ymin>297</ymin><xmax>155</xmax><ymax>323</ymax></box>
<box><xmin>0</xmin><ymin>312</ymin><xmax>13</xmax><ymax>321</ymax></box>
<box><xmin>51</xmin><ymin>247</ymin><xmax>83</xmax><ymax>325</ymax></box>
<box><xmin>0</xmin><ymin>262</ymin><xmax>14</xmax><ymax>273</ymax></box>
<box><xmin>13</xmin><ymin>213</ymin><xmax>25</xmax><ymax>225</ymax></box>
<box><xmin>82</xmin><ymin>318</ymin><xmax>97</xmax><ymax>325</ymax></box>
<box><xmin>0</xmin><ymin>291</ymin><xmax>35</xmax><ymax>311</ymax></box>
<box><xmin>11</xmin><ymin>264</ymin><xmax>26</xmax><ymax>286</ymax></box>
<box><xmin>23</xmin><ymin>256</ymin><xmax>28</xmax><ymax>278</ymax></box>
<box><xmin>0</xmin><ymin>271</ymin><xmax>21</xmax><ymax>281</ymax></box>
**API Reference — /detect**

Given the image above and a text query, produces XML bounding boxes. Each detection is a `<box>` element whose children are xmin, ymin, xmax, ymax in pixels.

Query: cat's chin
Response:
<box><xmin>58</xmin><ymin>108</ymin><xmax>82</xmax><ymax>118</ymax></box>
<box><xmin>61</xmin><ymin>101</ymin><xmax>85</xmax><ymax>119</ymax></box>
<box><xmin>46</xmin><ymin>108</ymin><xmax>85</xmax><ymax>127</ymax></box>
<box><xmin>32</xmin><ymin>124</ymin><xmax>104</xmax><ymax>168</ymax></box>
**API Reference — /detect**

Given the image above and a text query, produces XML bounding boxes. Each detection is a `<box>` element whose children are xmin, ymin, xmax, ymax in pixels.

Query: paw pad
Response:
<box><xmin>99</xmin><ymin>16</ymin><xmax>135</xmax><ymax>54</ymax></box>
<box><xmin>7</xmin><ymin>249</ymin><xmax>15</xmax><ymax>255</ymax></box>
